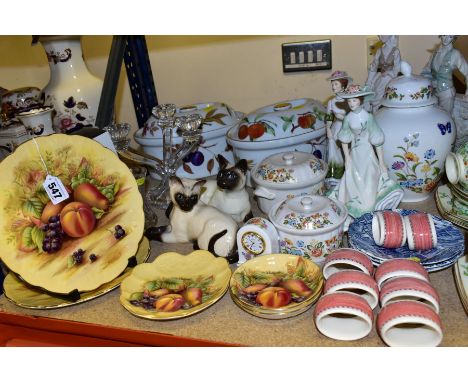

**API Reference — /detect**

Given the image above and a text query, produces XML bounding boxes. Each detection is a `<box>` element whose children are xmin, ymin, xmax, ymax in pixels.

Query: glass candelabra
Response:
<box><xmin>145</xmin><ymin>104</ymin><xmax>203</xmax><ymax>210</ymax></box>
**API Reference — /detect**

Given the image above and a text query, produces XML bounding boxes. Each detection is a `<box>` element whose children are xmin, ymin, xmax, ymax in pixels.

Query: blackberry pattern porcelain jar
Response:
<box><xmin>134</xmin><ymin>102</ymin><xmax>242</xmax><ymax>179</ymax></box>
<box><xmin>39</xmin><ymin>36</ymin><xmax>103</xmax><ymax>133</ymax></box>
<box><xmin>375</xmin><ymin>62</ymin><xmax>455</xmax><ymax>202</ymax></box>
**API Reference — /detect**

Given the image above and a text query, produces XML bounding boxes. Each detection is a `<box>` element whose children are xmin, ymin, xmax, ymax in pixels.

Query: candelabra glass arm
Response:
<box><xmin>168</xmin><ymin>140</ymin><xmax>199</xmax><ymax>169</ymax></box>
<box><xmin>117</xmin><ymin>149</ymin><xmax>166</xmax><ymax>175</ymax></box>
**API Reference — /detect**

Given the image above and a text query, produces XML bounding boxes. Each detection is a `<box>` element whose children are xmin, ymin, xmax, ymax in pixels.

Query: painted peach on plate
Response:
<box><xmin>0</xmin><ymin>134</ymin><xmax>144</xmax><ymax>295</ymax></box>
<box><xmin>229</xmin><ymin>254</ymin><xmax>324</xmax><ymax>319</ymax></box>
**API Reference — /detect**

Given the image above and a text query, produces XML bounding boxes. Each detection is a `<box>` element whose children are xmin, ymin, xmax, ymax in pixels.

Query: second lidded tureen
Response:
<box><xmin>252</xmin><ymin>151</ymin><xmax>328</xmax><ymax>214</ymax></box>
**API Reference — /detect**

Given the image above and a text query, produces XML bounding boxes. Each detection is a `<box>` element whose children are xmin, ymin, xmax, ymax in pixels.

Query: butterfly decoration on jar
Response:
<box><xmin>437</xmin><ymin>121</ymin><xmax>452</xmax><ymax>136</ymax></box>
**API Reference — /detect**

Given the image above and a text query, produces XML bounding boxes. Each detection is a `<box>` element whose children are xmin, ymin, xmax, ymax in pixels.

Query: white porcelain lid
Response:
<box><xmin>227</xmin><ymin>98</ymin><xmax>327</xmax><ymax>142</ymax></box>
<box><xmin>252</xmin><ymin>151</ymin><xmax>327</xmax><ymax>189</ymax></box>
<box><xmin>382</xmin><ymin>62</ymin><xmax>436</xmax><ymax>108</ymax></box>
<box><xmin>269</xmin><ymin>194</ymin><xmax>348</xmax><ymax>233</ymax></box>
<box><xmin>136</xmin><ymin>102</ymin><xmax>240</xmax><ymax>139</ymax></box>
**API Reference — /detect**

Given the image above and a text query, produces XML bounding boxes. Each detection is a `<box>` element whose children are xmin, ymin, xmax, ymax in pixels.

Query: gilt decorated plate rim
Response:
<box><xmin>454</xmin><ymin>254</ymin><xmax>468</xmax><ymax>314</ymax></box>
<box><xmin>3</xmin><ymin>238</ymin><xmax>151</xmax><ymax>309</ymax></box>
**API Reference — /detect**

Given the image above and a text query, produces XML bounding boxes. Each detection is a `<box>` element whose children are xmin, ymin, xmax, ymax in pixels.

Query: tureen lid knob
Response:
<box><xmin>282</xmin><ymin>153</ymin><xmax>295</xmax><ymax>164</ymax></box>
<box><xmin>401</xmin><ymin>61</ymin><xmax>412</xmax><ymax>77</ymax></box>
<box><xmin>300</xmin><ymin>196</ymin><xmax>313</xmax><ymax>209</ymax></box>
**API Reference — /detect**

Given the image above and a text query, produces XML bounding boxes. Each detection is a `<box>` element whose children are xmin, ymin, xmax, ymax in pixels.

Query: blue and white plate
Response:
<box><xmin>352</xmin><ymin>245</ymin><xmax>462</xmax><ymax>272</ymax></box>
<box><xmin>348</xmin><ymin>209</ymin><xmax>464</xmax><ymax>271</ymax></box>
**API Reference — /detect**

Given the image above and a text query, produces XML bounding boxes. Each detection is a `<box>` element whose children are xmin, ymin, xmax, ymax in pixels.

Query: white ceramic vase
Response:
<box><xmin>375</xmin><ymin>62</ymin><xmax>455</xmax><ymax>202</ymax></box>
<box><xmin>40</xmin><ymin>36</ymin><xmax>103</xmax><ymax>133</ymax></box>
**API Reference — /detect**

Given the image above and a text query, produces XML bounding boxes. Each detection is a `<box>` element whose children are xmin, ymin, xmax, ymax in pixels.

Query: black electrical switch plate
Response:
<box><xmin>282</xmin><ymin>39</ymin><xmax>332</xmax><ymax>73</ymax></box>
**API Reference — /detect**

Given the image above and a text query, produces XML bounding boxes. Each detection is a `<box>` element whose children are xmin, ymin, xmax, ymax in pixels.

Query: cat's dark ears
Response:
<box><xmin>192</xmin><ymin>179</ymin><xmax>206</xmax><ymax>194</ymax></box>
<box><xmin>217</xmin><ymin>154</ymin><xmax>229</xmax><ymax>169</ymax></box>
<box><xmin>235</xmin><ymin>159</ymin><xmax>248</xmax><ymax>174</ymax></box>
<box><xmin>169</xmin><ymin>176</ymin><xmax>183</xmax><ymax>188</ymax></box>
<box><xmin>217</xmin><ymin>154</ymin><xmax>248</xmax><ymax>174</ymax></box>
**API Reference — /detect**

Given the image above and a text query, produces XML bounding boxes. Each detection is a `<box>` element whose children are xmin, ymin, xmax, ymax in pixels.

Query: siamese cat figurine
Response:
<box><xmin>200</xmin><ymin>155</ymin><xmax>252</xmax><ymax>223</ymax></box>
<box><xmin>145</xmin><ymin>176</ymin><xmax>239</xmax><ymax>263</ymax></box>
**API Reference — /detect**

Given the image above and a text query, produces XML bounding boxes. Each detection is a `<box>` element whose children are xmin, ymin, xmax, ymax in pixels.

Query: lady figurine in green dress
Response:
<box><xmin>334</xmin><ymin>85</ymin><xmax>403</xmax><ymax>219</ymax></box>
<box><xmin>421</xmin><ymin>35</ymin><xmax>468</xmax><ymax>115</ymax></box>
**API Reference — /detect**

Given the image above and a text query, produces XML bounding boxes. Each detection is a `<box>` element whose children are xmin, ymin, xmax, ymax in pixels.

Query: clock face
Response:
<box><xmin>241</xmin><ymin>231</ymin><xmax>265</xmax><ymax>256</ymax></box>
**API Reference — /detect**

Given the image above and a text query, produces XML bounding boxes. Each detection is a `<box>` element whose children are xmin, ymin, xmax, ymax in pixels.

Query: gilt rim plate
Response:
<box><xmin>3</xmin><ymin>238</ymin><xmax>150</xmax><ymax>309</ymax></box>
<box><xmin>454</xmin><ymin>256</ymin><xmax>468</xmax><ymax>314</ymax></box>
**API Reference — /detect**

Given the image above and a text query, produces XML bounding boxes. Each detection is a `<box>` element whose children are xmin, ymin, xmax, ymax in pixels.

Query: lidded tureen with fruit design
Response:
<box><xmin>226</xmin><ymin>98</ymin><xmax>328</xmax><ymax>183</ymax></box>
<box><xmin>134</xmin><ymin>102</ymin><xmax>242</xmax><ymax>179</ymax></box>
<box><xmin>268</xmin><ymin>194</ymin><xmax>348</xmax><ymax>264</ymax></box>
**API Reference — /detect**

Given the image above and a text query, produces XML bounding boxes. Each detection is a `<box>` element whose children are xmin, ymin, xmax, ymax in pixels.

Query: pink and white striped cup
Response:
<box><xmin>403</xmin><ymin>212</ymin><xmax>437</xmax><ymax>251</ymax></box>
<box><xmin>379</xmin><ymin>276</ymin><xmax>440</xmax><ymax>313</ymax></box>
<box><xmin>374</xmin><ymin>258</ymin><xmax>430</xmax><ymax>290</ymax></box>
<box><xmin>314</xmin><ymin>292</ymin><xmax>374</xmax><ymax>341</ymax></box>
<box><xmin>322</xmin><ymin>248</ymin><xmax>374</xmax><ymax>279</ymax></box>
<box><xmin>372</xmin><ymin>211</ymin><xmax>406</xmax><ymax>248</ymax></box>
<box><xmin>324</xmin><ymin>270</ymin><xmax>379</xmax><ymax>309</ymax></box>
<box><xmin>377</xmin><ymin>300</ymin><xmax>443</xmax><ymax>347</ymax></box>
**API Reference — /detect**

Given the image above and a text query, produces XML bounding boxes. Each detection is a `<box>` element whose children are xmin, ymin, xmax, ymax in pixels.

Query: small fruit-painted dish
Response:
<box><xmin>0</xmin><ymin>134</ymin><xmax>144</xmax><ymax>295</ymax></box>
<box><xmin>3</xmin><ymin>238</ymin><xmax>150</xmax><ymax>309</ymax></box>
<box><xmin>120</xmin><ymin>250</ymin><xmax>231</xmax><ymax>320</ymax></box>
<box><xmin>229</xmin><ymin>253</ymin><xmax>323</xmax><ymax>319</ymax></box>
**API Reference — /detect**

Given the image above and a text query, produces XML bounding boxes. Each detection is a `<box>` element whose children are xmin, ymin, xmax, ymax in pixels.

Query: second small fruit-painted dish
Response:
<box><xmin>230</xmin><ymin>253</ymin><xmax>323</xmax><ymax>319</ymax></box>
<box><xmin>119</xmin><ymin>250</ymin><xmax>231</xmax><ymax>320</ymax></box>
<box><xmin>3</xmin><ymin>238</ymin><xmax>150</xmax><ymax>309</ymax></box>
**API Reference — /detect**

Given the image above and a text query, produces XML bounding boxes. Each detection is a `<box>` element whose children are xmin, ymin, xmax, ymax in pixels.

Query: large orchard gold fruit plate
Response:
<box><xmin>0</xmin><ymin>134</ymin><xmax>144</xmax><ymax>295</ymax></box>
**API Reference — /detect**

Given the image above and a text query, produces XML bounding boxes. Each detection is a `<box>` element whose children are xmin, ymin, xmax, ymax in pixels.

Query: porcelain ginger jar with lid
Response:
<box><xmin>134</xmin><ymin>102</ymin><xmax>242</xmax><ymax>179</ymax></box>
<box><xmin>375</xmin><ymin>62</ymin><xmax>455</xmax><ymax>202</ymax></box>
<box><xmin>226</xmin><ymin>98</ymin><xmax>328</xmax><ymax>182</ymax></box>
<box><xmin>268</xmin><ymin>194</ymin><xmax>348</xmax><ymax>264</ymax></box>
<box><xmin>252</xmin><ymin>151</ymin><xmax>327</xmax><ymax>214</ymax></box>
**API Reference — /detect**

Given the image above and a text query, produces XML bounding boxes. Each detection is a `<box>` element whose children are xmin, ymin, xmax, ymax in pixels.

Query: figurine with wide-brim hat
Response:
<box><xmin>338</xmin><ymin>84</ymin><xmax>375</xmax><ymax>103</ymax></box>
<box><xmin>326</xmin><ymin>70</ymin><xmax>353</xmax><ymax>82</ymax></box>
